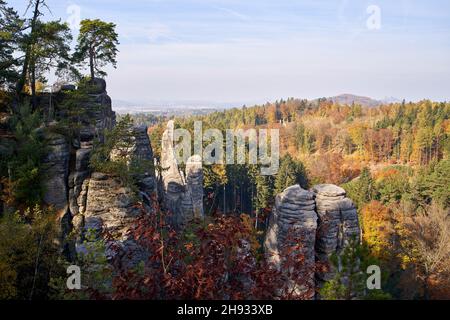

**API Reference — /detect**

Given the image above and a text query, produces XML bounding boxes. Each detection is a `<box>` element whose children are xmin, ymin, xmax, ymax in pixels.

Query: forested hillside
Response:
<box><xmin>1</xmin><ymin>0</ymin><xmax>449</xmax><ymax>301</ymax></box>
<box><xmin>146</xmin><ymin>97</ymin><xmax>450</xmax><ymax>299</ymax></box>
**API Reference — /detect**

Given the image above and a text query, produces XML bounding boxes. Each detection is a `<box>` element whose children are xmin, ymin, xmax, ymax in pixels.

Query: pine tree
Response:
<box><xmin>27</xmin><ymin>20</ymin><xmax>72</xmax><ymax>107</ymax></box>
<box><xmin>274</xmin><ymin>154</ymin><xmax>308</xmax><ymax>195</ymax></box>
<box><xmin>345</xmin><ymin>167</ymin><xmax>377</xmax><ymax>208</ymax></box>
<box><xmin>74</xmin><ymin>19</ymin><xmax>119</xmax><ymax>80</ymax></box>
<box><xmin>0</xmin><ymin>0</ymin><xmax>23</xmax><ymax>90</ymax></box>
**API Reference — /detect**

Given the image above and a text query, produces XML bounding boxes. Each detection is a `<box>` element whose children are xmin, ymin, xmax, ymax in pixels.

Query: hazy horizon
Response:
<box><xmin>9</xmin><ymin>0</ymin><xmax>450</xmax><ymax>105</ymax></box>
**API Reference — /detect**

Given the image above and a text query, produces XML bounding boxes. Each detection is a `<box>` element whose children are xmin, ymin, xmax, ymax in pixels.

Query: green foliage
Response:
<box><xmin>321</xmin><ymin>238</ymin><xmax>391</xmax><ymax>300</ymax></box>
<box><xmin>0</xmin><ymin>0</ymin><xmax>23</xmax><ymax>89</ymax></box>
<box><xmin>248</xmin><ymin>164</ymin><xmax>274</xmax><ymax>213</ymax></box>
<box><xmin>75</xmin><ymin>19</ymin><xmax>119</xmax><ymax>79</ymax></box>
<box><xmin>16</xmin><ymin>1</ymin><xmax>73</xmax><ymax>103</ymax></box>
<box><xmin>90</xmin><ymin>115</ymin><xmax>151</xmax><ymax>194</ymax></box>
<box><xmin>0</xmin><ymin>206</ymin><xmax>66</xmax><ymax>299</ymax></box>
<box><xmin>274</xmin><ymin>154</ymin><xmax>308</xmax><ymax>195</ymax></box>
<box><xmin>29</xmin><ymin>20</ymin><xmax>73</xmax><ymax>83</ymax></box>
<box><xmin>410</xmin><ymin>160</ymin><xmax>450</xmax><ymax>208</ymax></box>
<box><xmin>1</xmin><ymin>103</ymin><xmax>45</xmax><ymax>206</ymax></box>
<box><xmin>76</xmin><ymin>229</ymin><xmax>113</xmax><ymax>298</ymax></box>
<box><xmin>294</xmin><ymin>122</ymin><xmax>315</xmax><ymax>154</ymax></box>
<box><xmin>376</xmin><ymin>166</ymin><xmax>412</xmax><ymax>205</ymax></box>
<box><xmin>49</xmin><ymin>86</ymin><xmax>92</xmax><ymax>139</ymax></box>
<box><xmin>343</xmin><ymin>167</ymin><xmax>378</xmax><ymax>210</ymax></box>
<box><xmin>49</xmin><ymin>229</ymin><xmax>113</xmax><ymax>300</ymax></box>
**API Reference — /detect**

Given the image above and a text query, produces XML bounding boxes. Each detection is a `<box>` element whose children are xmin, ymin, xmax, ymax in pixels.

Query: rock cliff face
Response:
<box><xmin>40</xmin><ymin>80</ymin><xmax>156</xmax><ymax>265</ymax></box>
<box><xmin>41</xmin><ymin>132</ymin><xmax>71</xmax><ymax>242</ymax></box>
<box><xmin>312</xmin><ymin>184</ymin><xmax>360</xmax><ymax>290</ymax></box>
<box><xmin>185</xmin><ymin>155</ymin><xmax>204</xmax><ymax>219</ymax></box>
<box><xmin>160</xmin><ymin>120</ymin><xmax>204</xmax><ymax>227</ymax></box>
<box><xmin>42</xmin><ymin>132</ymin><xmax>70</xmax><ymax>214</ymax></box>
<box><xmin>83</xmin><ymin>172</ymin><xmax>139</xmax><ymax>237</ymax></box>
<box><xmin>264</xmin><ymin>184</ymin><xmax>361</xmax><ymax>299</ymax></box>
<box><xmin>264</xmin><ymin>185</ymin><xmax>317</xmax><ymax>298</ymax></box>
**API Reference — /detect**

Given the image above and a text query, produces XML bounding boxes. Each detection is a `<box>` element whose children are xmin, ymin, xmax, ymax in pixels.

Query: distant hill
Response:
<box><xmin>326</xmin><ymin>94</ymin><xmax>383</xmax><ymax>108</ymax></box>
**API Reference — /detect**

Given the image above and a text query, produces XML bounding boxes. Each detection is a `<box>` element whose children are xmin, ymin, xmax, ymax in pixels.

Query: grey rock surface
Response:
<box><xmin>264</xmin><ymin>185</ymin><xmax>317</xmax><ymax>299</ymax></box>
<box><xmin>312</xmin><ymin>184</ymin><xmax>360</xmax><ymax>289</ymax></box>
<box><xmin>42</xmin><ymin>132</ymin><xmax>70</xmax><ymax>213</ymax></box>
<box><xmin>185</xmin><ymin>155</ymin><xmax>204</xmax><ymax>219</ymax></box>
<box><xmin>160</xmin><ymin>120</ymin><xmax>204</xmax><ymax>227</ymax></box>
<box><xmin>264</xmin><ymin>184</ymin><xmax>361</xmax><ymax>299</ymax></box>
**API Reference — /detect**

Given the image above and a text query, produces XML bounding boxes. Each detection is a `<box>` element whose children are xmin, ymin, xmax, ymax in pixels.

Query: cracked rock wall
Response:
<box><xmin>264</xmin><ymin>184</ymin><xmax>361</xmax><ymax>299</ymax></box>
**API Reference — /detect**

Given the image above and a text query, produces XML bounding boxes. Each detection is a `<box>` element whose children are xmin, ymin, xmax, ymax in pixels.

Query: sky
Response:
<box><xmin>8</xmin><ymin>0</ymin><xmax>450</xmax><ymax>107</ymax></box>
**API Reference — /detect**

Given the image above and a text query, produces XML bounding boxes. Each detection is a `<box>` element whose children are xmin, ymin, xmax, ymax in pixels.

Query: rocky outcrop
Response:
<box><xmin>160</xmin><ymin>120</ymin><xmax>203</xmax><ymax>227</ymax></box>
<box><xmin>74</xmin><ymin>172</ymin><xmax>147</xmax><ymax>267</ymax></box>
<box><xmin>186</xmin><ymin>155</ymin><xmax>204</xmax><ymax>219</ymax></box>
<box><xmin>40</xmin><ymin>80</ymin><xmax>157</xmax><ymax>267</ymax></box>
<box><xmin>264</xmin><ymin>185</ymin><xmax>317</xmax><ymax>299</ymax></box>
<box><xmin>110</xmin><ymin>125</ymin><xmax>157</xmax><ymax>204</ymax></box>
<box><xmin>77</xmin><ymin>89</ymin><xmax>115</xmax><ymax>148</ymax></box>
<box><xmin>43</xmin><ymin>77</ymin><xmax>114</xmax><ymax>214</ymax></box>
<box><xmin>264</xmin><ymin>184</ymin><xmax>361</xmax><ymax>299</ymax></box>
<box><xmin>312</xmin><ymin>184</ymin><xmax>360</xmax><ymax>290</ymax></box>
<box><xmin>74</xmin><ymin>126</ymin><xmax>157</xmax><ymax>266</ymax></box>
<box><xmin>83</xmin><ymin>172</ymin><xmax>140</xmax><ymax>237</ymax></box>
<box><xmin>42</xmin><ymin>132</ymin><xmax>70</xmax><ymax>214</ymax></box>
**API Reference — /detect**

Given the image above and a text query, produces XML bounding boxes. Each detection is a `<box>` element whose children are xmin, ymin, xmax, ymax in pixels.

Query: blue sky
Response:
<box><xmin>9</xmin><ymin>0</ymin><xmax>450</xmax><ymax>106</ymax></box>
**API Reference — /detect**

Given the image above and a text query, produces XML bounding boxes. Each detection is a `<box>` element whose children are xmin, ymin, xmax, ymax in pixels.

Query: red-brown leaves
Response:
<box><xmin>108</xmin><ymin>206</ymin><xmax>313</xmax><ymax>300</ymax></box>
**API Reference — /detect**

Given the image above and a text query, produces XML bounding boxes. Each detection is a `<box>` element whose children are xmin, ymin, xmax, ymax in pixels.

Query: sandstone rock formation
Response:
<box><xmin>84</xmin><ymin>173</ymin><xmax>140</xmax><ymax>236</ymax></box>
<box><xmin>264</xmin><ymin>185</ymin><xmax>317</xmax><ymax>299</ymax></box>
<box><xmin>160</xmin><ymin>120</ymin><xmax>203</xmax><ymax>226</ymax></box>
<box><xmin>74</xmin><ymin>126</ymin><xmax>157</xmax><ymax>266</ymax></box>
<box><xmin>312</xmin><ymin>184</ymin><xmax>360</xmax><ymax>290</ymax></box>
<box><xmin>42</xmin><ymin>132</ymin><xmax>70</xmax><ymax>214</ymax></box>
<box><xmin>109</xmin><ymin>125</ymin><xmax>157</xmax><ymax>205</ymax></box>
<box><xmin>40</xmin><ymin>80</ymin><xmax>156</xmax><ymax>266</ymax></box>
<box><xmin>185</xmin><ymin>155</ymin><xmax>204</xmax><ymax>219</ymax></box>
<box><xmin>264</xmin><ymin>184</ymin><xmax>361</xmax><ymax>299</ymax></box>
<box><xmin>131</xmin><ymin>126</ymin><xmax>158</xmax><ymax>207</ymax></box>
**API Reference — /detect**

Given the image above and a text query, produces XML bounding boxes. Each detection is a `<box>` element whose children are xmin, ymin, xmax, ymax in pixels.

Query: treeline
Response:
<box><xmin>152</xmin><ymin>98</ymin><xmax>448</xmax><ymax>184</ymax></box>
<box><xmin>145</xmin><ymin>95</ymin><xmax>450</xmax><ymax>299</ymax></box>
<box><xmin>191</xmin><ymin>98</ymin><xmax>449</xmax><ymax>165</ymax></box>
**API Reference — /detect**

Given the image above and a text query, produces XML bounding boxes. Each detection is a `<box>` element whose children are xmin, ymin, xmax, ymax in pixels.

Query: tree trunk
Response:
<box><xmin>31</xmin><ymin>64</ymin><xmax>37</xmax><ymax>109</ymax></box>
<box><xmin>89</xmin><ymin>46</ymin><xmax>95</xmax><ymax>81</ymax></box>
<box><xmin>16</xmin><ymin>0</ymin><xmax>41</xmax><ymax>97</ymax></box>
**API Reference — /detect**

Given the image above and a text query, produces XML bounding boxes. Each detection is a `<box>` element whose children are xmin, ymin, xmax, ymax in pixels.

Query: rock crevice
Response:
<box><xmin>264</xmin><ymin>183</ymin><xmax>361</xmax><ymax>299</ymax></box>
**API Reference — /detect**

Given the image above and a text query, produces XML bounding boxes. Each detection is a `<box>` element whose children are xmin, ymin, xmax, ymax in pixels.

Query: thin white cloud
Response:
<box><xmin>214</xmin><ymin>6</ymin><xmax>250</xmax><ymax>21</ymax></box>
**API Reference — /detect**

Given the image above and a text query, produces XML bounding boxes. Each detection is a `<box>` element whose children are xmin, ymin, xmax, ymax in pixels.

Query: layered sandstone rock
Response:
<box><xmin>264</xmin><ymin>185</ymin><xmax>317</xmax><ymax>298</ymax></box>
<box><xmin>109</xmin><ymin>125</ymin><xmax>157</xmax><ymax>204</ymax></box>
<box><xmin>71</xmin><ymin>127</ymin><xmax>156</xmax><ymax>248</ymax></box>
<box><xmin>83</xmin><ymin>172</ymin><xmax>140</xmax><ymax>237</ymax></box>
<box><xmin>44</xmin><ymin>77</ymin><xmax>114</xmax><ymax>215</ymax></box>
<box><xmin>41</xmin><ymin>80</ymin><xmax>157</xmax><ymax>266</ymax></box>
<box><xmin>131</xmin><ymin>126</ymin><xmax>158</xmax><ymax>207</ymax></box>
<box><xmin>160</xmin><ymin>120</ymin><xmax>186</xmax><ymax>223</ymax></box>
<box><xmin>264</xmin><ymin>184</ymin><xmax>361</xmax><ymax>299</ymax></box>
<box><xmin>42</xmin><ymin>132</ymin><xmax>70</xmax><ymax>216</ymax></box>
<box><xmin>312</xmin><ymin>184</ymin><xmax>360</xmax><ymax>289</ymax></box>
<box><xmin>160</xmin><ymin>120</ymin><xmax>203</xmax><ymax>226</ymax></box>
<box><xmin>74</xmin><ymin>126</ymin><xmax>157</xmax><ymax>266</ymax></box>
<box><xmin>76</xmin><ymin>172</ymin><xmax>146</xmax><ymax>267</ymax></box>
<box><xmin>185</xmin><ymin>155</ymin><xmax>204</xmax><ymax>219</ymax></box>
